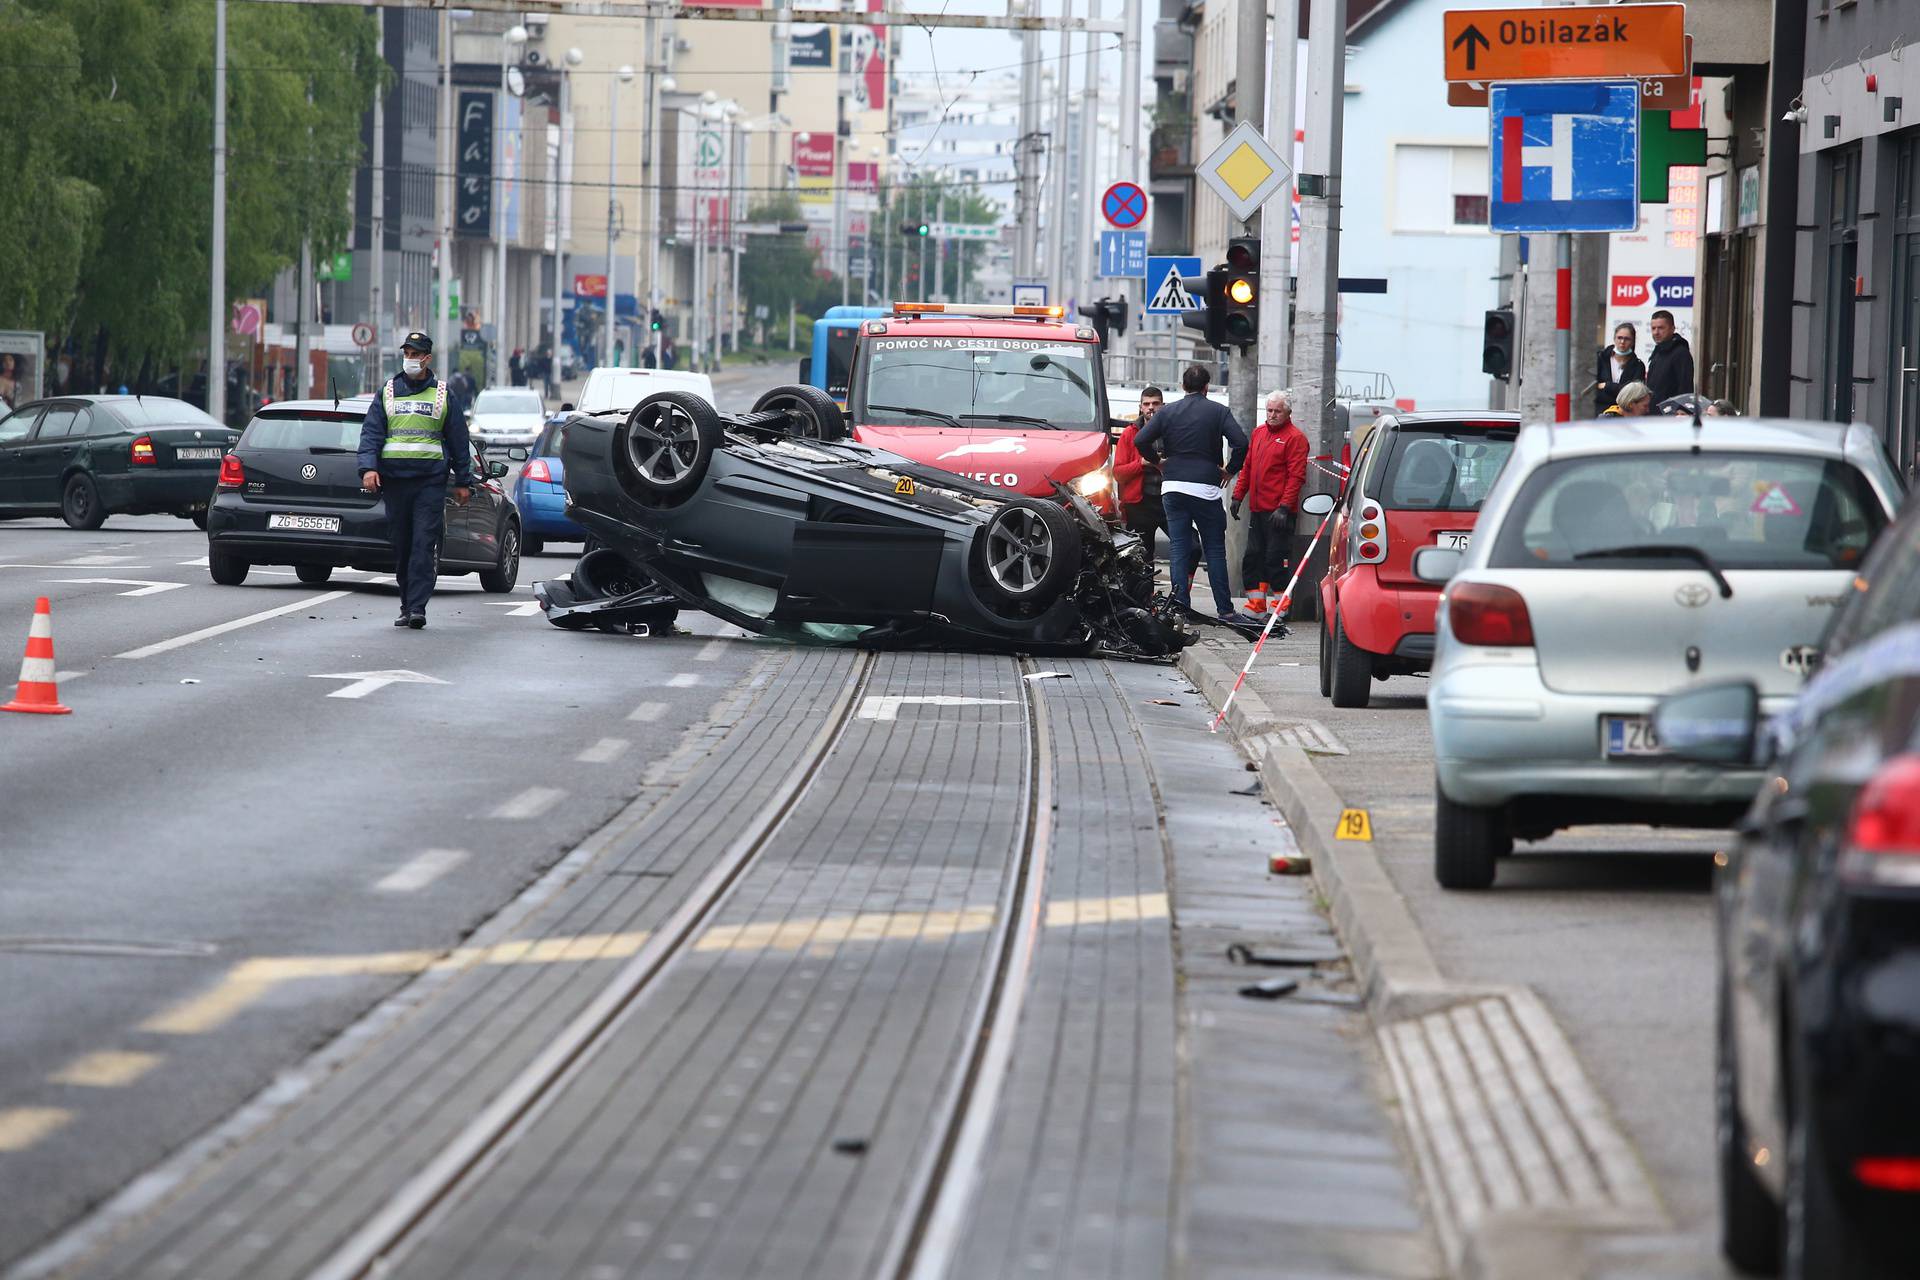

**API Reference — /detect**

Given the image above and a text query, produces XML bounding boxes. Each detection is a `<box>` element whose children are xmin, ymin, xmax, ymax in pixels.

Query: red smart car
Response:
<box><xmin>1319</xmin><ymin>412</ymin><xmax>1520</xmax><ymax>707</ymax></box>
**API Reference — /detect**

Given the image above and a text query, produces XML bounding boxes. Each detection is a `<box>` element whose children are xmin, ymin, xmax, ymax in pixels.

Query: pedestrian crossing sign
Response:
<box><xmin>1145</xmin><ymin>255</ymin><xmax>1204</xmax><ymax>314</ymax></box>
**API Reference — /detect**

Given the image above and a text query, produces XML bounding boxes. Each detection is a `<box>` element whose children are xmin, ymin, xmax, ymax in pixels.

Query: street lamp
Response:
<box><xmin>495</xmin><ymin>23</ymin><xmax>528</xmax><ymax>383</ymax></box>
<box><xmin>547</xmin><ymin>45</ymin><xmax>584</xmax><ymax>399</ymax></box>
<box><xmin>603</xmin><ymin>63</ymin><xmax>635</xmax><ymax>370</ymax></box>
<box><xmin>646</xmin><ymin>69</ymin><xmax>678</xmax><ymax>367</ymax></box>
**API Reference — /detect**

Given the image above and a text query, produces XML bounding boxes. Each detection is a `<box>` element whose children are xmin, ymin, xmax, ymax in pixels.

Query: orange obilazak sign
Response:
<box><xmin>1443</xmin><ymin>3</ymin><xmax>1688</xmax><ymax>83</ymax></box>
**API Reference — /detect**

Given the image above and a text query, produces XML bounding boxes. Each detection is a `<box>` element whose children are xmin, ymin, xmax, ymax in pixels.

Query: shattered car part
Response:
<box><xmin>533</xmin><ymin>385</ymin><xmax>1198</xmax><ymax>659</ymax></box>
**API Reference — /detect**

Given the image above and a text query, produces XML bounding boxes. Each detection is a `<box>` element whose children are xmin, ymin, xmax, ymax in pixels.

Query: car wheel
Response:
<box><xmin>524</xmin><ymin>534</ymin><xmax>545</xmax><ymax>556</ymax></box>
<box><xmin>1434</xmin><ymin>777</ymin><xmax>1508</xmax><ymax>890</ymax></box>
<box><xmin>480</xmin><ymin>524</ymin><xmax>520</xmax><ymax>593</ymax></box>
<box><xmin>61</xmin><ymin>473</ymin><xmax>107</xmax><ymax>531</ymax></box>
<box><xmin>1318</xmin><ymin>611</ymin><xmax>1334</xmax><ymax>698</ymax></box>
<box><xmin>1718</xmin><ymin>980</ymin><xmax>1782</xmax><ymax>1275</ymax></box>
<box><xmin>295</xmin><ymin>565</ymin><xmax>333</xmax><ymax>585</ymax></box>
<box><xmin>571</xmin><ymin>547</ymin><xmax>651</xmax><ymax>602</ymax></box>
<box><xmin>1329</xmin><ymin>610</ymin><xmax>1373</xmax><ymax>709</ymax></box>
<box><xmin>750</xmin><ymin>384</ymin><xmax>848</xmax><ymax>441</ymax></box>
<box><xmin>191</xmin><ymin>509</ymin><xmax>209</xmax><ymax>531</ymax></box>
<box><xmin>209</xmin><ymin>549</ymin><xmax>249</xmax><ymax>586</ymax></box>
<box><xmin>613</xmin><ymin>391</ymin><xmax>724</xmax><ymax>501</ymax></box>
<box><xmin>972</xmin><ymin>497</ymin><xmax>1080</xmax><ymax>612</ymax></box>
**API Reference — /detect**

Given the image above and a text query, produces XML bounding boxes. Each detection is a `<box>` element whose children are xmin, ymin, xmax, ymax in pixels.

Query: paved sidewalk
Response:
<box><xmin>1180</xmin><ymin>624</ymin><xmax>1734</xmax><ymax>1280</ymax></box>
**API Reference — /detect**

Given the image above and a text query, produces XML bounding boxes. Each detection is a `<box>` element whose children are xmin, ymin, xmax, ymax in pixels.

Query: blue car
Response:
<box><xmin>508</xmin><ymin>414</ymin><xmax>584</xmax><ymax>555</ymax></box>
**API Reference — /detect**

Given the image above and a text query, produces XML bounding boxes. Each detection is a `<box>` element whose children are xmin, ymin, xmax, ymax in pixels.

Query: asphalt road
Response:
<box><xmin>0</xmin><ymin>514</ymin><xmax>765</xmax><ymax>1261</ymax></box>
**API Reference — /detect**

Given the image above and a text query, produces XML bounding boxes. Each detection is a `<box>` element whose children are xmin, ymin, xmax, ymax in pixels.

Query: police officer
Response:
<box><xmin>358</xmin><ymin>331</ymin><xmax>476</xmax><ymax>629</ymax></box>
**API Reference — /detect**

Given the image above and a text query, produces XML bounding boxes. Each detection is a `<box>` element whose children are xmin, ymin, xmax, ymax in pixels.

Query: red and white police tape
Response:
<box><xmin>1208</xmin><ymin>503</ymin><xmax>1340</xmax><ymax>734</ymax></box>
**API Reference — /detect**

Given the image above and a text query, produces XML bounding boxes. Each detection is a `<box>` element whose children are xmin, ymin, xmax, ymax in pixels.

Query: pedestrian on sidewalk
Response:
<box><xmin>1113</xmin><ymin>384</ymin><xmax>1166</xmax><ymax>560</ymax></box>
<box><xmin>358</xmin><ymin>331</ymin><xmax>476</xmax><ymax>630</ymax></box>
<box><xmin>509</xmin><ymin>348</ymin><xmax>526</xmax><ymax>386</ymax></box>
<box><xmin>1591</xmin><ymin>322</ymin><xmax>1644</xmax><ymax>417</ymax></box>
<box><xmin>1644</xmin><ymin>310</ymin><xmax>1694</xmax><ymax>402</ymax></box>
<box><xmin>1134</xmin><ymin>363</ymin><xmax>1248</xmax><ymax>621</ymax></box>
<box><xmin>1601</xmin><ymin>381</ymin><xmax>1654</xmax><ymax>417</ymax></box>
<box><xmin>1231</xmin><ymin>389</ymin><xmax>1308</xmax><ymax>599</ymax></box>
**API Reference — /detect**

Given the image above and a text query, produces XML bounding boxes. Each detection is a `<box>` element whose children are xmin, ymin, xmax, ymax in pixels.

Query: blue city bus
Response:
<box><xmin>801</xmin><ymin>306</ymin><xmax>888</xmax><ymax>407</ymax></box>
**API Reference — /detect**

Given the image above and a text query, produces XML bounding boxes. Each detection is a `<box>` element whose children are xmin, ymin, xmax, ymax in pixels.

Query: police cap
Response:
<box><xmin>399</xmin><ymin>330</ymin><xmax>433</xmax><ymax>354</ymax></box>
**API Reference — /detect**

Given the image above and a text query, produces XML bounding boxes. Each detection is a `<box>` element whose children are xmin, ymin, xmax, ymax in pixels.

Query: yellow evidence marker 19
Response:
<box><xmin>1335</xmin><ymin>808</ymin><xmax>1374</xmax><ymax>841</ymax></box>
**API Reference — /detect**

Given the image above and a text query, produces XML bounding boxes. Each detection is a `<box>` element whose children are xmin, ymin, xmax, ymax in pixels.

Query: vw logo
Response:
<box><xmin>300</xmin><ymin>464</ymin><xmax>318</xmax><ymax>480</ymax></box>
<box><xmin>1674</xmin><ymin>583</ymin><xmax>1711</xmax><ymax>608</ymax></box>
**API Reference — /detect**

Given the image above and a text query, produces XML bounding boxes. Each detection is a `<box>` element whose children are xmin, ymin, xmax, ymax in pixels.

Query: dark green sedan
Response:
<box><xmin>0</xmin><ymin>395</ymin><xmax>240</xmax><ymax>529</ymax></box>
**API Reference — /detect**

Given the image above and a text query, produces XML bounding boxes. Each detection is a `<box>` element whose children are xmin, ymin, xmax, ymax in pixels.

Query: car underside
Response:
<box><xmin>531</xmin><ymin>385</ymin><xmax>1202</xmax><ymax>660</ymax></box>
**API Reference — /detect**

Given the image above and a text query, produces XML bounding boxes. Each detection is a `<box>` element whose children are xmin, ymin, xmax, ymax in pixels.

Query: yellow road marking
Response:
<box><xmin>138</xmin><ymin>893</ymin><xmax>1172</xmax><ymax>1036</ymax></box>
<box><xmin>0</xmin><ymin>1108</ymin><xmax>72</xmax><ymax>1152</ymax></box>
<box><xmin>48</xmin><ymin>1051</ymin><xmax>162</xmax><ymax>1089</ymax></box>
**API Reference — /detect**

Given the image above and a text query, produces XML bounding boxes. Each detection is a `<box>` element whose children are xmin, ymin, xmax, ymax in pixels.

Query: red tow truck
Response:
<box><xmin>840</xmin><ymin>302</ymin><xmax>1118</xmax><ymax>514</ymax></box>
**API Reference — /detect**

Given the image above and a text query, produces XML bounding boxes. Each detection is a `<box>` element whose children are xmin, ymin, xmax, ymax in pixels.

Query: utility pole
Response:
<box><xmin>1077</xmin><ymin>3</ymin><xmax>1099</xmax><ymax>308</ymax></box>
<box><xmin>1259</xmin><ymin>0</ymin><xmax>1297</xmax><ymax>390</ymax></box>
<box><xmin>368</xmin><ymin>13</ymin><xmax>385</xmax><ymax>394</ymax></box>
<box><xmin>834</xmin><ymin>84</ymin><xmax>850</xmax><ymax>306</ymax></box>
<box><xmin>496</xmin><ymin>24</ymin><xmax>527</xmax><ymax>380</ymax></box>
<box><xmin>604</xmin><ymin>65</ymin><xmax>634</xmax><ymax>369</ymax></box>
<box><xmin>1014</xmin><ymin>23</ymin><xmax>1038</xmax><ymax>281</ymax></box>
<box><xmin>209</xmin><ymin>0</ymin><xmax>227</xmax><ymax>424</ymax></box>
<box><xmin>551</xmin><ymin>51</ymin><xmax>580</xmax><ymax>399</ymax></box>
<box><xmin>1115</xmin><ymin>0</ymin><xmax>1140</xmax><ymax>357</ymax></box>
<box><xmin>1293</xmin><ymin>0</ymin><xmax>1345</xmax><ymax>466</ymax></box>
<box><xmin>435</xmin><ymin>6</ymin><xmax>453</xmax><ymax>365</ymax></box>
<box><xmin>644</xmin><ymin>21</ymin><xmax>666</xmax><ymax>365</ymax></box>
<box><xmin>1223</xmin><ymin>0</ymin><xmax>1265</xmax><ymax>595</ymax></box>
<box><xmin>1047</xmin><ymin>2</ymin><xmax>1072</xmax><ymax>303</ymax></box>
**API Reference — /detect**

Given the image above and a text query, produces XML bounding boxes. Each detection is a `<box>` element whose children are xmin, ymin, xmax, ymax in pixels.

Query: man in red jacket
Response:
<box><xmin>1113</xmin><ymin>385</ymin><xmax>1165</xmax><ymax>559</ymax></box>
<box><xmin>1230</xmin><ymin>389</ymin><xmax>1309</xmax><ymax>598</ymax></box>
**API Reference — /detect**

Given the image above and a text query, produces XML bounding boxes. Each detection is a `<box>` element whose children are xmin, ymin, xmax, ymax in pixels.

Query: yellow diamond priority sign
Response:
<box><xmin>1197</xmin><ymin>121</ymin><xmax>1292</xmax><ymax>223</ymax></box>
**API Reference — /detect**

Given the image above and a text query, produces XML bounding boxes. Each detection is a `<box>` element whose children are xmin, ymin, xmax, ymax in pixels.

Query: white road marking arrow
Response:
<box><xmin>857</xmin><ymin>695</ymin><xmax>1016</xmax><ymax>722</ymax></box>
<box><xmin>47</xmin><ymin>578</ymin><xmax>188</xmax><ymax>597</ymax></box>
<box><xmin>309</xmin><ymin>668</ymin><xmax>450</xmax><ymax>700</ymax></box>
<box><xmin>493</xmin><ymin>600</ymin><xmax>544</xmax><ymax>617</ymax></box>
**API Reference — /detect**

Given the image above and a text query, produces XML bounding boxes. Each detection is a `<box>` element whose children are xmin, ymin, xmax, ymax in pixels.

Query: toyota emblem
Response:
<box><xmin>301</xmin><ymin>464</ymin><xmax>318</xmax><ymax>480</ymax></box>
<box><xmin>1674</xmin><ymin>583</ymin><xmax>1712</xmax><ymax>608</ymax></box>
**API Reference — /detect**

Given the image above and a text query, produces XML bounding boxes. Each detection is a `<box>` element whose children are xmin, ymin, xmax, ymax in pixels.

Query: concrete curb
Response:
<box><xmin>1177</xmin><ymin>641</ymin><xmax>1669</xmax><ymax>1280</ymax></box>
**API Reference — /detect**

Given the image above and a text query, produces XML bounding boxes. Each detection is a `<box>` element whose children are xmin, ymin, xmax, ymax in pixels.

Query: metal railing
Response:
<box><xmin>1102</xmin><ymin>349</ymin><xmax>1396</xmax><ymax>405</ymax></box>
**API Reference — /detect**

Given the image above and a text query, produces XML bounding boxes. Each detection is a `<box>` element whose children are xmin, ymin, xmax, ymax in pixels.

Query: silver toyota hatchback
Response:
<box><xmin>1416</xmin><ymin>418</ymin><xmax>1903</xmax><ymax>889</ymax></box>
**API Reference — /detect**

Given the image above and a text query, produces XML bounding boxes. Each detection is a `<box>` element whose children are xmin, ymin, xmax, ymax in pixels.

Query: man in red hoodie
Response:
<box><xmin>1230</xmin><ymin>389</ymin><xmax>1309</xmax><ymax>599</ymax></box>
<box><xmin>1113</xmin><ymin>384</ymin><xmax>1165</xmax><ymax>559</ymax></box>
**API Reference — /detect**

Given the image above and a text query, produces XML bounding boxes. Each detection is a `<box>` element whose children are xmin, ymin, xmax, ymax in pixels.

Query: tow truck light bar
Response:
<box><xmin>891</xmin><ymin>302</ymin><xmax>1066</xmax><ymax>320</ymax></box>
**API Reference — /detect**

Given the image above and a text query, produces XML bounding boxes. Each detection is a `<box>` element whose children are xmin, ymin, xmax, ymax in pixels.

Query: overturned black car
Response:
<box><xmin>531</xmin><ymin>385</ymin><xmax>1197</xmax><ymax>659</ymax></box>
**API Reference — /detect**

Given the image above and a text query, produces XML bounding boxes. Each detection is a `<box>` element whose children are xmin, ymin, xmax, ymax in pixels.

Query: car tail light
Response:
<box><xmin>1447</xmin><ymin>582</ymin><xmax>1534</xmax><ymax>646</ymax></box>
<box><xmin>216</xmin><ymin>453</ymin><xmax>245</xmax><ymax>490</ymax></box>
<box><xmin>1839</xmin><ymin>756</ymin><xmax>1920</xmax><ymax>887</ymax></box>
<box><xmin>130</xmin><ymin>435</ymin><xmax>156</xmax><ymax>466</ymax></box>
<box><xmin>522</xmin><ymin>458</ymin><xmax>553</xmax><ymax>483</ymax></box>
<box><xmin>1855</xmin><ymin>1157</ymin><xmax>1920</xmax><ymax>1191</ymax></box>
<box><xmin>1352</xmin><ymin>499</ymin><xmax>1386</xmax><ymax>564</ymax></box>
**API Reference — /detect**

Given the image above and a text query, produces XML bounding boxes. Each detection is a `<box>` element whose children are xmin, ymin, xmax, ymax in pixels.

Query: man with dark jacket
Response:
<box><xmin>1112</xmin><ymin>385</ymin><xmax>1165</xmax><ymax>559</ymax></box>
<box><xmin>1644</xmin><ymin>310</ymin><xmax>1694</xmax><ymax>403</ymax></box>
<box><xmin>1231</xmin><ymin>389</ymin><xmax>1309</xmax><ymax>599</ymax></box>
<box><xmin>1134</xmin><ymin>364</ymin><xmax>1248</xmax><ymax>620</ymax></box>
<box><xmin>358</xmin><ymin>331</ymin><xmax>477</xmax><ymax>629</ymax></box>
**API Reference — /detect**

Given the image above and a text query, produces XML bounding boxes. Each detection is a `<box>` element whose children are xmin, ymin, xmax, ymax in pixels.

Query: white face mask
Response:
<box><xmin>402</xmin><ymin>357</ymin><xmax>427</xmax><ymax>377</ymax></box>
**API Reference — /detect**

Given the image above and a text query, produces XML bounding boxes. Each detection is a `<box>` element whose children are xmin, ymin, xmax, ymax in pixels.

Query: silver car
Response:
<box><xmin>468</xmin><ymin>386</ymin><xmax>547</xmax><ymax>450</ymax></box>
<box><xmin>1415</xmin><ymin>418</ymin><xmax>1903</xmax><ymax>889</ymax></box>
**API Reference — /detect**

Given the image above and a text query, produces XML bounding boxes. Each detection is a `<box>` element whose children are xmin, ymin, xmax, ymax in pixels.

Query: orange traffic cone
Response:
<box><xmin>3</xmin><ymin>597</ymin><xmax>71</xmax><ymax>715</ymax></box>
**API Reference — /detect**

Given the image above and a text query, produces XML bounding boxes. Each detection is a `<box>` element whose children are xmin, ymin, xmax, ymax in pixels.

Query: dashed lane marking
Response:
<box><xmin>494</xmin><ymin>601</ymin><xmax>544</xmax><ymax>617</ymax></box>
<box><xmin>0</xmin><ymin>1108</ymin><xmax>72</xmax><ymax>1152</ymax></box>
<box><xmin>48</xmin><ymin>1051</ymin><xmax>162</xmax><ymax>1089</ymax></box>
<box><xmin>491</xmin><ymin>786</ymin><xmax>566</xmax><ymax>821</ymax></box>
<box><xmin>372</xmin><ymin>848</ymin><xmax>469</xmax><ymax>894</ymax></box>
<box><xmin>117</xmin><ymin>592</ymin><xmax>351</xmax><ymax>659</ymax></box>
<box><xmin>695</xmin><ymin>639</ymin><xmax>729</xmax><ymax>661</ymax></box>
<box><xmin>627</xmin><ymin>702</ymin><xmax>667</xmax><ymax>722</ymax></box>
<box><xmin>575</xmin><ymin>737</ymin><xmax>630</xmax><ymax>765</ymax></box>
<box><xmin>666</xmin><ymin>672</ymin><xmax>701</xmax><ymax>688</ymax></box>
<box><xmin>53</xmin><ymin>671</ymin><xmax>85</xmax><ymax>683</ymax></box>
<box><xmin>57</xmin><ymin>555</ymin><xmax>141</xmax><ymax>566</ymax></box>
<box><xmin>857</xmin><ymin>695</ymin><xmax>1017</xmax><ymax>722</ymax></box>
<box><xmin>45</xmin><ymin>578</ymin><xmax>187</xmax><ymax>597</ymax></box>
<box><xmin>135</xmin><ymin>893</ymin><xmax>1171</xmax><ymax>1035</ymax></box>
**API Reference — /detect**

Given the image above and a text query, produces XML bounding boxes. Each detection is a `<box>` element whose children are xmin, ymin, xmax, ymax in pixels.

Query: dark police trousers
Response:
<box><xmin>383</xmin><ymin>473</ymin><xmax>447</xmax><ymax>616</ymax></box>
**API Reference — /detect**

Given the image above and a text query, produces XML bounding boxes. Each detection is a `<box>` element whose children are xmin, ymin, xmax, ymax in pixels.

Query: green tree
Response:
<box><xmin>737</xmin><ymin>193</ymin><xmax>822</xmax><ymax>337</ymax></box>
<box><xmin>880</xmin><ymin>173</ymin><xmax>999</xmax><ymax>302</ymax></box>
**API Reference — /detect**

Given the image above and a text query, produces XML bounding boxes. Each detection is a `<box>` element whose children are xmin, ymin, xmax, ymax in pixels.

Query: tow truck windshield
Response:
<box><xmin>857</xmin><ymin>337</ymin><xmax>1100</xmax><ymax>431</ymax></box>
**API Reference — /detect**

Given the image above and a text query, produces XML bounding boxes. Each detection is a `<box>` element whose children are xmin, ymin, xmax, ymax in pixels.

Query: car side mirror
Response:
<box><xmin>486</xmin><ymin>460</ymin><xmax>510</xmax><ymax>480</ymax></box>
<box><xmin>1412</xmin><ymin>546</ymin><xmax>1462</xmax><ymax>583</ymax></box>
<box><xmin>506</xmin><ymin>446</ymin><xmax>529</xmax><ymax>462</ymax></box>
<box><xmin>1300</xmin><ymin>492</ymin><xmax>1336</xmax><ymax>517</ymax></box>
<box><xmin>1653</xmin><ymin>680</ymin><xmax>1764</xmax><ymax>766</ymax></box>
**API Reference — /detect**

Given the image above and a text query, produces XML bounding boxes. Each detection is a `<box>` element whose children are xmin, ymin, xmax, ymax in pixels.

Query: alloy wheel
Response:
<box><xmin>986</xmin><ymin>508</ymin><xmax>1054</xmax><ymax>595</ymax></box>
<box><xmin>627</xmin><ymin>403</ymin><xmax>702</xmax><ymax>485</ymax></box>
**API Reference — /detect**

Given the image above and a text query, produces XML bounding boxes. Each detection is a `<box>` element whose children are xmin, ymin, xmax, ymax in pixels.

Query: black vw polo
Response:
<box><xmin>204</xmin><ymin>397</ymin><xmax>521</xmax><ymax>589</ymax></box>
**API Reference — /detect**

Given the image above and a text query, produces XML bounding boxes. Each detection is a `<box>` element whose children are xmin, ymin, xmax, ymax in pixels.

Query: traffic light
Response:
<box><xmin>649</xmin><ymin>308</ymin><xmax>664</xmax><ymax>333</ymax></box>
<box><xmin>1221</xmin><ymin>237</ymin><xmax>1258</xmax><ymax>348</ymax></box>
<box><xmin>1076</xmin><ymin>297</ymin><xmax>1129</xmax><ymax>347</ymax></box>
<box><xmin>1181</xmin><ymin>266</ymin><xmax>1229</xmax><ymax>349</ymax></box>
<box><xmin>899</xmin><ymin>221</ymin><xmax>930</xmax><ymax>238</ymax></box>
<box><xmin>1482</xmin><ymin>308</ymin><xmax>1515</xmax><ymax>381</ymax></box>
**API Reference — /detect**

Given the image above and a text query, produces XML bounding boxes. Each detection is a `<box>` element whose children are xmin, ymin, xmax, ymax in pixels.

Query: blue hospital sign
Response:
<box><xmin>1489</xmin><ymin>80</ymin><xmax>1639</xmax><ymax>234</ymax></box>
